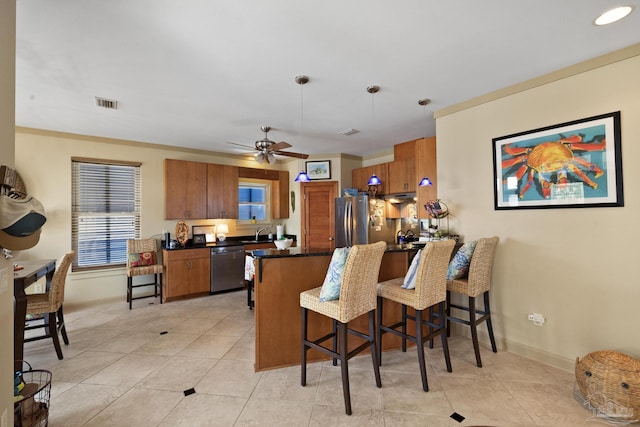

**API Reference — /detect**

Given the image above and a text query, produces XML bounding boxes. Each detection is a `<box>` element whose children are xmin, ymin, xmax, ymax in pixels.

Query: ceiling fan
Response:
<box><xmin>228</xmin><ymin>126</ymin><xmax>309</xmax><ymax>164</ymax></box>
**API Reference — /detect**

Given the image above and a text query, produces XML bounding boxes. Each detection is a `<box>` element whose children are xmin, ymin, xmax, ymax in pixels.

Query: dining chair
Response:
<box><xmin>300</xmin><ymin>241</ymin><xmax>386</xmax><ymax>415</ymax></box>
<box><xmin>126</xmin><ymin>238</ymin><xmax>163</xmax><ymax>309</ymax></box>
<box><xmin>446</xmin><ymin>236</ymin><xmax>500</xmax><ymax>367</ymax></box>
<box><xmin>24</xmin><ymin>251</ymin><xmax>74</xmax><ymax>360</ymax></box>
<box><xmin>376</xmin><ymin>239</ymin><xmax>455</xmax><ymax>392</ymax></box>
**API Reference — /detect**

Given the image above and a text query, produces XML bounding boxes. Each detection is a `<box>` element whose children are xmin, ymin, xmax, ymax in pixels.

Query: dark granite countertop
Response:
<box><xmin>162</xmin><ymin>234</ymin><xmax>297</xmax><ymax>251</ymax></box>
<box><xmin>249</xmin><ymin>243</ymin><xmax>423</xmax><ymax>259</ymax></box>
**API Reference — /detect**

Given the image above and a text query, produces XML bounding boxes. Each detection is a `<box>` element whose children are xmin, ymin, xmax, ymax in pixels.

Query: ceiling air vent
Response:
<box><xmin>338</xmin><ymin>128</ymin><xmax>358</xmax><ymax>136</ymax></box>
<box><xmin>95</xmin><ymin>97</ymin><xmax>118</xmax><ymax>110</ymax></box>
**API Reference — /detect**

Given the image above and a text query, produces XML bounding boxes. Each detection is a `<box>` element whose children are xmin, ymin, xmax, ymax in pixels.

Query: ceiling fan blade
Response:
<box><xmin>226</xmin><ymin>141</ymin><xmax>255</xmax><ymax>150</ymax></box>
<box><xmin>273</xmin><ymin>150</ymin><xmax>309</xmax><ymax>159</ymax></box>
<box><xmin>270</xmin><ymin>141</ymin><xmax>292</xmax><ymax>151</ymax></box>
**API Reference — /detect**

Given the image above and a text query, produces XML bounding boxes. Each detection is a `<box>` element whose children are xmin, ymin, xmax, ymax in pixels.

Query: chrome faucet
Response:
<box><xmin>255</xmin><ymin>227</ymin><xmax>268</xmax><ymax>241</ymax></box>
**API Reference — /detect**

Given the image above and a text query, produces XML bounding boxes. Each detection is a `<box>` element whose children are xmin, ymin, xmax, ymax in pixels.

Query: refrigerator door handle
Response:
<box><xmin>346</xmin><ymin>200</ymin><xmax>352</xmax><ymax>246</ymax></box>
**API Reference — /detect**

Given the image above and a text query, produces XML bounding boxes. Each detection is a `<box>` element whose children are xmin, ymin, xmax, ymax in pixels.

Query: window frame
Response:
<box><xmin>237</xmin><ymin>179</ymin><xmax>272</xmax><ymax>226</ymax></box>
<box><xmin>71</xmin><ymin>157</ymin><xmax>142</xmax><ymax>272</ymax></box>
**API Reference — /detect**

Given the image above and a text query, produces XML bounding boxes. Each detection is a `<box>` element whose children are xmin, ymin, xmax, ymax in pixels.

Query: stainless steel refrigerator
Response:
<box><xmin>335</xmin><ymin>195</ymin><xmax>370</xmax><ymax>247</ymax></box>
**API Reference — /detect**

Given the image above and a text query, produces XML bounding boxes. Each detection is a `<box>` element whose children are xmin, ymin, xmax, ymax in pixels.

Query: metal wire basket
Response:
<box><xmin>14</xmin><ymin>369</ymin><xmax>52</xmax><ymax>427</ymax></box>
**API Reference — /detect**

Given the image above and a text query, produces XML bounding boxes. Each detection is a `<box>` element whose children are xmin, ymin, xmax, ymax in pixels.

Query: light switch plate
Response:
<box><xmin>0</xmin><ymin>267</ymin><xmax>9</xmax><ymax>295</ymax></box>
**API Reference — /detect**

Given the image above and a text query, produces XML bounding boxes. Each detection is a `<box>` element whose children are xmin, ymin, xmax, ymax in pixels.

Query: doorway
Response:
<box><xmin>301</xmin><ymin>181</ymin><xmax>338</xmax><ymax>250</ymax></box>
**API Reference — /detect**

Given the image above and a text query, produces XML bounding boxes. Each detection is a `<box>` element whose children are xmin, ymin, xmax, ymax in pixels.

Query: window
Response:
<box><xmin>72</xmin><ymin>158</ymin><xmax>141</xmax><ymax>271</ymax></box>
<box><xmin>238</xmin><ymin>181</ymin><xmax>270</xmax><ymax>222</ymax></box>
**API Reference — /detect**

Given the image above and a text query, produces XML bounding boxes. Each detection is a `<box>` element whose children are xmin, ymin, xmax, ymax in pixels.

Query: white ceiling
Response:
<box><xmin>15</xmin><ymin>0</ymin><xmax>640</xmax><ymax>161</ymax></box>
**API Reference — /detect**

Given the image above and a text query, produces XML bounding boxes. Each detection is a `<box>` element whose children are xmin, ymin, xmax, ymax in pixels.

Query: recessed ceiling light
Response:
<box><xmin>594</xmin><ymin>6</ymin><xmax>633</xmax><ymax>25</ymax></box>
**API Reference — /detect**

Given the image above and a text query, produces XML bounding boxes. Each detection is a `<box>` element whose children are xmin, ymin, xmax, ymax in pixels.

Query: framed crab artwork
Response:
<box><xmin>493</xmin><ymin>111</ymin><xmax>623</xmax><ymax>210</ymax></box>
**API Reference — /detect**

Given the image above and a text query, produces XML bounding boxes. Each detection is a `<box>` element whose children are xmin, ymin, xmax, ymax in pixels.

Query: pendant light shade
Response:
<box><xmin>367</xmin><ymin>85</ymin><xmax>381</xmax><ymax>189</ymax></box>
<box><xmin>294</xmin><ymin>75</ymin><xmax>310</xmax><ymax>182</ymax></box>
<box><xmin>418</xmin><ymin>176</ymin><xmax>433</xmax><ymax>187</ymax></box>
<box><xmin>367</xmin><ymin>174</ymin><xmax>382</xmax><ymax>186</ymax></box>
<box><xmin>417</xmin><ymin>98</ymin><xmax>432</xmax><ymax>188</ymax></box>
<box><xmin>295</xmin><ymin>171</ymin><xmax>310</xmax><ymax>182</ymax></box>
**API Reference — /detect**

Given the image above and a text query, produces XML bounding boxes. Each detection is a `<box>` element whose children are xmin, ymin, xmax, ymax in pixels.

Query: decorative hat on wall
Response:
<box><xmin>0</xmin><ymin>166</ymin><xmax>47</xmax><ymax>250</ymax></box>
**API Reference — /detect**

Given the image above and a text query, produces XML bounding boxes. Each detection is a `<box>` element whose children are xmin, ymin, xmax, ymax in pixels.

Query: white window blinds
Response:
<box><xmin>72</xmin><ymin>158</ymin><xmax>141</xmax><ymax>271</ymax></box>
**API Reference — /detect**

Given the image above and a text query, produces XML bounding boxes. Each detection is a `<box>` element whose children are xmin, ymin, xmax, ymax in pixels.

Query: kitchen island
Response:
<box><xmin>250</xmin><ymin>244</ymin><xmax>422</xmax><ymax>371</ymax></box>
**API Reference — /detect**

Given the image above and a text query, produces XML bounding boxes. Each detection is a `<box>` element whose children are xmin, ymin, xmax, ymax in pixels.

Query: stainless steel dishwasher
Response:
<box><xmin>210</xmin><ymin>245</ymin><xmax>245</xmax><ymax>293</ymax></box>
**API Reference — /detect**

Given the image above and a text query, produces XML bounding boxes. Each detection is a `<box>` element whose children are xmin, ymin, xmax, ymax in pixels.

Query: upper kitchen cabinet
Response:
<box><xmin>415</xmin><ymin>137</ymin><xmax>437</xmax><ymax>219</ymax></box>
<box><xmin>352</xmin><ymin>163</ymin><xmax>388</xmax><ymax>195</ymax></box>
<box><xmin>387</xmin><ymin>139</ymin><xmax>417</xmax><ymax>193</ymax></box>
<box><xmin>207</xmin><ymin>164</ymin><xmax>239</xmax><ymax>219</ymax></box>
<box><xmin>272</xmin><ymin>170</ymin><xmax>290</xmax><ymax>219</ymax></box>
<box><xmin>387</xmin><ymin>158</ymin><xmax>416</xmax><ymax>193</ymax></box>
<box><xmin>164</xmin><ymin>159</ymin><xmax>207</xmax><ymax>219</ymax></box>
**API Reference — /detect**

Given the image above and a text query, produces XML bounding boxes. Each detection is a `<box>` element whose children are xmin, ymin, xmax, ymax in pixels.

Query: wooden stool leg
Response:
<box><xmin>376</xmin><ymin>296</ymin><xmax>383</xmax><ymax>366</ymax></box>
<box><xmin>484</xmin><ymin>291</ymin><xmax>497</xmax><ymax>353</ymax></box>
<box><xmin>301</xmin><ymin>307</ymin><xmax>308</xmax><ymax>386</ymax></box>
<box><xmin>469</xmin><ymin>296</ymin><xmax>482</xmax><ymax>367</ymax></box>
<box><xmin>49</xmin><ymin>312</ymin><xmax>63</xmax><ymax>360</ymax></box>
<box><xmin>401</xmin><ymin>304</ymin><xmax>407</xmax><ymax>352</ymax></box>
<box><xmin>127</xmin><ymin>276</ymin><xmax>133</xmax><ymax>310</ymax></box>
<box><xmin>57</xmin><ymin>306</ymin><xmax>69</xmax><ymax>345</ymax></box>
<box><xmin>332</xmin><ymin>320</ymin><xmax>338</xmax><ymax>366</ymax></box>
<box><xmin>439</xmin><ymin>302</ymin><xmax>452</xmax><ymax>372</ymax></box>
<box><xmin>368</xmin><ymin>310</ymin><xmax>381</xmax><ymax>388</ymax></box>
<box><xmin>338</xmin><ymin>322</ymin><xmax>352</xmax><ymax>415</ymax></box>
<box><xmin>415</xmin><ymin>309</ymin><xmax>428</xmax><ymax>392</ymax></box>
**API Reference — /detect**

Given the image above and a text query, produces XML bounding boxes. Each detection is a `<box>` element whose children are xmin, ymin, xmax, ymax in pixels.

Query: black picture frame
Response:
<box><xmin>305</xmin><ymin>160</ymin><xmax>331</xmax><ymax>180</ymax></box>
<box><xmin>493</xmin><ymin>111</ymin><xmax>623</xmax><ymax>210</ymax></box>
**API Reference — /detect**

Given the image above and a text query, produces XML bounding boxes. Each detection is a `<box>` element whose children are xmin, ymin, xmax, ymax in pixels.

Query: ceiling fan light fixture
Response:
<box><xmin>594</xmin><ymin>6</ymin><xmax>633</xmax><ymax>25</ymax></box>
<box><xmin>255</xmin><ymin>152</ymin><xmax>265</xmax><ymax>163</ymax></box>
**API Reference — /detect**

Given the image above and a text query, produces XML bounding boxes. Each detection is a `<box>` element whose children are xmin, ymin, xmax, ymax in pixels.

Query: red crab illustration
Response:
<box><xmin>502</xmin><ymin>134</ymin><xmax>606</xmax><ymax>199</ymax></box>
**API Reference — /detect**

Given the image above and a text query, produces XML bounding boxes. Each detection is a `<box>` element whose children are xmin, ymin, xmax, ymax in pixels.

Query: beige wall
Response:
<box><xmin>14</xmin><ymin>130</ymin><xmax>291</xmax><ymax>306</ymax></box>
<box><xmin>436</xmin><ymin>48</ymin><xmax>640</xmax><ymax>370</ymax></box>
<box><xmin>1</xmin><ymin>0</ymin><xmax>16</xmax><ymax>418</ymax></box>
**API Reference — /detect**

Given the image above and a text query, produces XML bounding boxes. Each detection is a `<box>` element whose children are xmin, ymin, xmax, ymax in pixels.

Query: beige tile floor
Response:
<box><xmin>22</xmin><ymin>291</ymin><xmax>600</xmax><ymax>426</ymax></box>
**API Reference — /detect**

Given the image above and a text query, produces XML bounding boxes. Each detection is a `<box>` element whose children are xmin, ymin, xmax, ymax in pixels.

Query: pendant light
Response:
<box><xmin>294</xmin><ymin>75</ymin><xmax>311</xmax><ymax>182</ymax></box>
<box><xmin>366</xmin><ymin>85</ymin><xmax>381</xmax><ymax>192</ymax></box>
<box><xmin>418</xmin><ymin>98</ymin><xmax>433</xmax><ymax>187</ymax></box>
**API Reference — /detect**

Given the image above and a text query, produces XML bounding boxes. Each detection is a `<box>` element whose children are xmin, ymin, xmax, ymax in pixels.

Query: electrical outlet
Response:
<box><xmin>33</xmin><ymin>283</ymin><xmax>43</xmax><ymax>293</ymax></box>
<box><xmin>528</xmin><ymin>312</ymin><xmax>545</xmax><ymax>326</ymax></box>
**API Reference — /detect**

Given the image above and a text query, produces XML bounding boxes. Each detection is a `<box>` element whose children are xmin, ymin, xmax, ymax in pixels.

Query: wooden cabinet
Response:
<box><xmin>164</xmin><ymin>159</ymin><xmax>207</xmax><ymax>219</ymax></box>
<box><xmin>415</xmin><ymin>137</ymin><xmax>437</xmax><ymax>219</ymax></box>
<box><xmin>351</xmin><ymin>163</ymin><xmax>388</xmax><ymax>195</ymax></box>
<box><xmin>163</xmin><ymin>248</ymin><xmax>210</xmax><ymax>301</ymax></box>
<box><xmin>207</xmin><ymin>164</ymin><xmax>238</xmax><ymax>219</ymax></box>
<box><xmin>272</xmin><ymin>171</ymin><xmax>289</xmax><ymax>219</ymax></box>
<box><xmin>387</xmin><ymin>158</ymin><xmax>416</xmax><ymax>193</ymax></box>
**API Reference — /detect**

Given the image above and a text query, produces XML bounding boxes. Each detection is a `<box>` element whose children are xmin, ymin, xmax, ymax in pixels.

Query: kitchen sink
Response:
<box><xmin>240</xmin><ymin>240</ymin><xmax>273</xmax><ymax>244</ymax></box>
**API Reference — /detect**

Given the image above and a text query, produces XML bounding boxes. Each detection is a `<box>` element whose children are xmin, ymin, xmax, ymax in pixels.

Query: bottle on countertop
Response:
<box><xmin>251</xmin><ymin>216</ymin><xmax>256</xmax><ymax>224</ymax></box>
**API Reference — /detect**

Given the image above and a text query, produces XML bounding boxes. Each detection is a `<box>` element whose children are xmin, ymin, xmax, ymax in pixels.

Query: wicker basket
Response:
<box><xmin>575</xmin><ymin>350</ymin><xmax>640</xmax><ymax>421</ymax></box>
<box><xmin>14</xmin><ymin>369</ymin><xmax>51</xmax><ymax>427</ymax></box>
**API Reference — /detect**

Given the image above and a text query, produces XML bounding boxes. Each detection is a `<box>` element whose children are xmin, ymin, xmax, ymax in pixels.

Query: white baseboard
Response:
<box><xmin>449</xmin><ymin>323</ymin><xmax>575</xmax><ymax>372</ymax></box>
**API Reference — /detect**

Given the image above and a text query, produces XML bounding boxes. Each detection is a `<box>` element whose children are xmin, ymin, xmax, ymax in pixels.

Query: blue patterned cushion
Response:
<box><xmin>401</xmin><ymin>249</ymin><xmax>422</xmax><ymax>289</ymax></box>
<box><xmin>447</xmin><ymin>240</ymin><xmax>477</xmax><ymax>280</ymax></box>
<box><xmin>319</xmin><ymin>247</ymin><xmax>351</xmax><ymax>301</ymax></box>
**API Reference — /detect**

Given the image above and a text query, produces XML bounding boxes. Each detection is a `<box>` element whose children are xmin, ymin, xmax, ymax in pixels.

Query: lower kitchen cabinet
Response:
<box><xmin>163</xmin><ymin>248</ymin><xmax>210</xmax><ymax>301</ymax></box>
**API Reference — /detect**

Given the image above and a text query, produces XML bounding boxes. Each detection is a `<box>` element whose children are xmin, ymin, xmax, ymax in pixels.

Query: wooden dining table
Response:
<box><xmin>13</xmin><ymin>259</ymin><xmax>56</xmax><ymax>372</ymax></box>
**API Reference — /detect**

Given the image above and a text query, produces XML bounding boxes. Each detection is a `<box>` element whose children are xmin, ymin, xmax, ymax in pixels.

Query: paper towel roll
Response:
<box><xmin>276</xmin><ymin>225</ymin><xmax>284</xmax><ymax>239</ymax></box>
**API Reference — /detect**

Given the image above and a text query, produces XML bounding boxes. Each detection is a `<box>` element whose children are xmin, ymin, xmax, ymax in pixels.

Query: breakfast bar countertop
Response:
<box><xmin>250</xmin><ymin>243</ymin><xmax>423</xmax><ymax>259</ymax></box>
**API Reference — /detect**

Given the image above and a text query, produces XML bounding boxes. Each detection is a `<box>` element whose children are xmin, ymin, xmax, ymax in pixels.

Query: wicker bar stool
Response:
<box><xmin>377</xmin><ymin>240</ymin><xmax>455</xmax><ymax>392</ymax></box>
<box><xmin>446</xmin><ymin>236</ymin><xmax>500</xmax><ymax>367</ymax></box>
<box><xmin>126</xmin><ymin>239</ymin><xmax>163</xmax><ymax>309</ymax></box>
<box><xmin>300</xmin><ymin>241</ymin><xmax>386</xmax><ymax>416</ymax></box>
<box><xmin>25</xmin><ymin>251</ymin><xmax>74</xmax><ymax>360</ymax></box>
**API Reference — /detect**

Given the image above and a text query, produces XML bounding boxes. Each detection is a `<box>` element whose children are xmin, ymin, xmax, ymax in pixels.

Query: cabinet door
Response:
<box><xmin>189</xmin><ymin>257</ymin><xmax>211</xmax><ymax>294</ymax></box>
<box><xmin>164</xmin><ymin>159</ymin><xmax>207</xmax><ymax>219</ymax></box>
<box><xmin>272</xmin><ymin>170</ymin><xmax>290</xmax><ymax>219</ymax></box>
<box><xmin>352</xmin><ymin>164</ymin><xmax>388</xmax><ymax>195</ymax></box>
<box><xmin>207</xmin><ymin>164</ymin><xmax>239</xmax><ymax>219</ymax></box>
<box><xmin>416</xmin><ymin>137</ymin><xmax>437</xmax><ymax>219</ymax></box>
<box><xmin>165</xmin><ymin>259</ymin><xmax>191</xmax><ymax>298</ymax></box>
<box><xmin>387</xmin><ymin>159</ymin><xmax>416</xmax><ymax>193</ymax></box>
